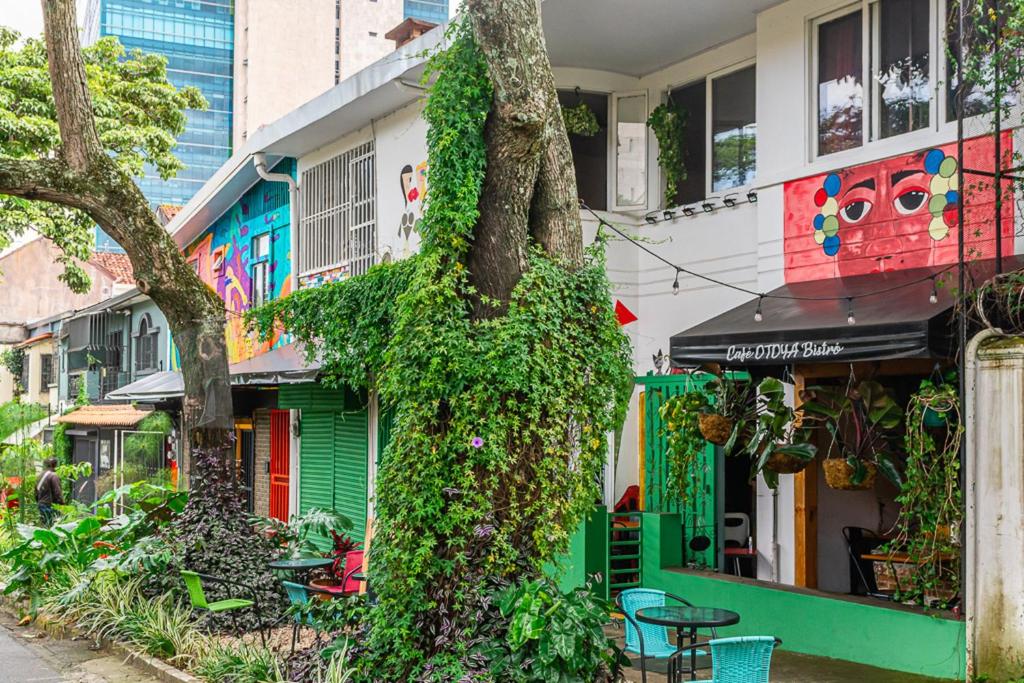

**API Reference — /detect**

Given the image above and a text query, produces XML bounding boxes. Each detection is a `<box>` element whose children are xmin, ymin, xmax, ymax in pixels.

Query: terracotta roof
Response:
<box><xmin>156</xmin><ymin>205</ymin><xmax>182</xmax><ymax>226</ymax></box>
<box><xmin>56</xmin><ymin>404</ymin><xmax>151</xmax><ymax>428</ymax></box>
<box><xmin>15</xmin><ymin>332</ymin><xmax>53</xmax><ymax>349</ymax></box>
<box><xmin>90</xmin><ymin>252</ymin><xmax>135</xmax><ymax>284</ymax></box>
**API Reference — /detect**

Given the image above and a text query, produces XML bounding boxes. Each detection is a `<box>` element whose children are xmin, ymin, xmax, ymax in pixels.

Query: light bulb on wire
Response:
<box><xmin>672</xmin><ymin>270</ymin><xmax>680</xmax><ymax>296</ymax></box>
<box><xmin>929</xmin><ymin>277</ymin><xmax>939</xmax><ymax>305</ymax></box>
<box><xmin>846</xmin><ymin>298</ymin><xmax>856</xmax><ymax>325</ymax></box>
<box><xmin>754</xmin><ymin>295</ymin><xmax>764</xmax><ymax>322</ymax></box>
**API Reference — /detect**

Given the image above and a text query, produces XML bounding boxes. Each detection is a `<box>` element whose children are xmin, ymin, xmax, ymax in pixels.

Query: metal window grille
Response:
<box><xmin>298</xmin><ymin>140</ymin><xmax>377</xmax><ymax>279</ymax></box>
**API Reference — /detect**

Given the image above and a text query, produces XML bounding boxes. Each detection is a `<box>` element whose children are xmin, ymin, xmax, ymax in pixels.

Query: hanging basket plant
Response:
<box><xmin>561</xmin><ymin>101</ymin><xmax>600</xmax><ymax>137</ymax></box>
<box><xmin>647</xmin><ymin>99</ymin><xmax>688</xmax><ymax>208</ymax></box>
<box><xmin>745</xmin><ymin>378</ymin><xmax>817</xmax><ymax>487</ymax></box>
<box><xmin>822</xmin><ymin>458</ymin><xmax>877</xmax><ymax>490</ymax></box>
<box><xmin>659</xmin><ymin>390</ymin><xmax>709</xmax><ymax>503</ymax></box>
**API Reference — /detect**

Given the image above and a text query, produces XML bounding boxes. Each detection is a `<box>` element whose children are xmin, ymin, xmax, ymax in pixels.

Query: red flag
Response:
<box><xmin>614</xmin><ymin>300</ymin><xmax>637</xmax><ymax>326</ymax></box>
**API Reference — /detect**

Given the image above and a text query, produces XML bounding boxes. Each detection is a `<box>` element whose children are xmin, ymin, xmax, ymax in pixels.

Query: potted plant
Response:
<box><xmin>801</xmin><ymin>380</ymin><xmax>903</xmax><ymax>491</ymax></box>
<box><xmin>659</xmin><ymin>390</ymin><xmax>708</xmax><ymax>503</ymax></box>
<box><xmin>699</xmin><ymin>373</ymin><xmax>755</xmax><ymax>451</ymax></box>
<box><xmin>561</xmin><ymin>100</ymin><xmax>600</xmax><ymax>137</ymax></box>
<box><xmin>744</xmin><ymin>378</ymin><xmax>817</xmax><ymax>488</ymax></box>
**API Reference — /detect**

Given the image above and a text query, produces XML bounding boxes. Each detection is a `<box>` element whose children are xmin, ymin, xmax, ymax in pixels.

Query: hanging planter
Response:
<box><xmin>823</xmin><ymin>458</ymin><xmax>877</xmax><ymax>491</ymax></box>
<box><xmin>765</xmin><ymin>449</ymin><xmax>812</xmax><ymax>475</ymax></box>
<box><xmin>647</xmin><ymin>99</ymin><xmax>688</xmax><ymax>208</ymax></box>
<box><xmin>745</xmin><ymin>378</ymin><xmax>818</xmax><ymax>488</ymax></box>
<box><xmin>561</xmin><ymin>101</ymin><xmax>600</xmax><ymax>137</ymax></box>
<box><xmin>698</xmin><ymin>413</ymin><xmax>734</xmax><ymax>446</ymax></box>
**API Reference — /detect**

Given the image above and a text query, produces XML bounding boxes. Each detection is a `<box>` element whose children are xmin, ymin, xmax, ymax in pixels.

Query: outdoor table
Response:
<box><xmin>635</xmin><ymin>605</ymin><xmax>740</xmax><ymax>682</ymax></box>
<box><xmin>267</xmin><ymin>557</ymin><xmax>333</xmax><ymax>585</ymax></box>
<box><xmin>724</xmin><ymin>546</ymin><xmax>758</xmax><ymax>576</ymax></box>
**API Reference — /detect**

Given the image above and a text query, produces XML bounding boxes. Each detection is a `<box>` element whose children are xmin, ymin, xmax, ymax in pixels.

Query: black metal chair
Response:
<box><xmin>842</xmin><ymin>526</ymin><xmax>891</xmax><ymax>600</ymax></box>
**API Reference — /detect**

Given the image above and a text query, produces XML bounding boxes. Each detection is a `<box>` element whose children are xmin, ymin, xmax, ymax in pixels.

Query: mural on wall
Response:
<box><xmin>179</xmin><ymin>175</ymin><xmax>293</xmax><ymax>365</ymax></box>
<box><xmin>397</xmin><ymin>160</ymin><xmax>428</xmax><ymax>258</ymax></box>
<box><xmin>784</xmin><ymin>133</ymin><xmax>1015</xmax><ymax>283</ymax></box>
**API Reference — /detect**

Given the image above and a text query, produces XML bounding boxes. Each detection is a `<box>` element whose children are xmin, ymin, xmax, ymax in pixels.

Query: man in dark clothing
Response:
<box><xmin>36</xmin><ymin>457</ymin><xmax>64</xmax><ymax>526</ymax></box>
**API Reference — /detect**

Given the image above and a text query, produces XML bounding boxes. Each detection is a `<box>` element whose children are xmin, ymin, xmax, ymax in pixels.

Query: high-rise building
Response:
<box><xmin>404</xmin><ymin>0</ymin><xmax>448</xmax><ymax>24</ymax></box>
<box><xmin>83</xmin><ymin>0</ymin><xmax>234</xmax><ymax>213</ymax></box>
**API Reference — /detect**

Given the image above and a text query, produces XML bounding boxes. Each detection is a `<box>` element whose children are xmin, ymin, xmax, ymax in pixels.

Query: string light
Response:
<box><xmin>847</xmin><ymin>298</ymin><xmax>856</xmax><ymax>326</ymax></box>
<box><xmin>672</xmin><ymin>270</ymin><xmax>680</xmax><ymax>296</ymax></box>
<box><xmin>929</xmin><ymin>276</ymin><xmax>939</xmax><ymax>304</ymax></box>
<box><xmin>754</xmin><ymin>295</ymin><xmax>764</xmax><ymax>322</ymax></box>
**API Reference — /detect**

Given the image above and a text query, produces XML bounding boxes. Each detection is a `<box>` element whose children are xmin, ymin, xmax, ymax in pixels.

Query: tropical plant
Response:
<box><xmin>481</xmin><ymin>577</ymin><xmax>627</xmax><ymax>682</ymax></box>
<box><xmin>659</xmin><ymin>390</ymin><xmax>709</xmax><ymax>503</ymax></box>
<box><xmin>744</xmin><ymin>378</ymin><xmax>817</xmax><ymax>488</ymax></box>
<box><xmin>701</xmin><ymin>373</ymin><xmax>756</xmax><ymax>451</ymax></box>
<box><xmin>801</xmin><ymin>380</ymin><xmax>903</xmax><ymax>488</ymax></box>
<box><xmin>647</xmin><ymin>99</ymin><xmax>688</xmax><ymax>207</ymax></box>
<box><xmin>884</xmin><ymin>379</ymin><xmax>962</xmax><ymax>607</ymax></box>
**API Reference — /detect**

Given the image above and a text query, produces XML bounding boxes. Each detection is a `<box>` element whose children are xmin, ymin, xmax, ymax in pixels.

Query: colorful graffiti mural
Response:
<box><xmin>784</xmin><ymin>133</ymin><xmax>1014</xmax><ymax>282</ymax></box>
<box><xmin>181</xmin><ymin>169</ymin><xmax>293</xmax><ymax>364</ymax></box>
<box><xmin>397</xmin><ymin>160</ymin><xmax>427</xmax><ymax>258</ymax></box>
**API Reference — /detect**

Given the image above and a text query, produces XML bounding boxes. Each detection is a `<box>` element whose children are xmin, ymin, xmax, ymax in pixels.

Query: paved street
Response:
<box><xmin>0</xmin><ymin>612</ymin><xmax>160</xmax><ymax>683</ymax></box>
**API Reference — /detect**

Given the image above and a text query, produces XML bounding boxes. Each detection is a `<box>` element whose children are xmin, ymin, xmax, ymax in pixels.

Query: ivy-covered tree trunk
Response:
<box><xmin>0</xmin><ymin>0</ymin><xmax>233</xmax><ymax>447</ymax></box>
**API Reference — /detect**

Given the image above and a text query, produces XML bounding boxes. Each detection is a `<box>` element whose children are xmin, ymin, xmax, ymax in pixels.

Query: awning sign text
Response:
<box><xmin>725</xmin><ymin>341</ymin><xmax>845</xmax><ymax>363</ymax></box>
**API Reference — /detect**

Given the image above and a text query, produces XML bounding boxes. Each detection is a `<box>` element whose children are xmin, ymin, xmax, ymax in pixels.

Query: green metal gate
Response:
<box><xmin>639</xmin><ymin>374</ymin><xmax>718</xmax><ymax>569</ymax></box>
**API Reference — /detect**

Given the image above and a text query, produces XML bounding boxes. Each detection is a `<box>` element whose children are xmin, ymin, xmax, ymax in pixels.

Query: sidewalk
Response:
<box><xmin>0</xmin><ymin>612</ymin><xmax>160</xmax><ymax>683</ymax></box>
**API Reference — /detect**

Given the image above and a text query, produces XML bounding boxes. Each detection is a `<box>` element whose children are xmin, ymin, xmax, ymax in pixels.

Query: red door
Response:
<box><xmin>269</xmin><ymin>410</ymin><xmax>290</xmax><ymax>522</ymax></box>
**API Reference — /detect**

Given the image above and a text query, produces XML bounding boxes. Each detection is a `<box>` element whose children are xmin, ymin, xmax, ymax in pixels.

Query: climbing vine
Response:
<box><xmin>250</xmin><ymin>20</ymin><xmax>633</xmax><ymax>680</ymax></box>
<box><xmin>659</xmin><ymin>391</ymin><xmax>708</xmax><ymax>504</ymax></box>
<box><xmin>884</xmin><ymin>380</ymin><xmax>962</xmax><ymax>607</ymax></box>
<box><xmin>647</xmin><ymin>99</ymin><xmax>688</xmax><ymax>208</ymax></box>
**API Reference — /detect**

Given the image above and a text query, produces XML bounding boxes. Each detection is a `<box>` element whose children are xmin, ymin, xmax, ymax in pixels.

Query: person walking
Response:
<box><xmin>35</xmin><ymin>458</ymin><xmax>64</xmax><ymax>527</ymax></box>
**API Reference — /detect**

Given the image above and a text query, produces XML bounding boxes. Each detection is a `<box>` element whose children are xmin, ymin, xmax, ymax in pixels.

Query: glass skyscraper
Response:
<box><xmin>404</xmin><ymin>0</ymin><xmax>448</xmax><ymax>24</ymax></box>
<box><xmin>84</xmin><ymin>0</ymin><xmax>233</xmax><ymax>216</ymax></box>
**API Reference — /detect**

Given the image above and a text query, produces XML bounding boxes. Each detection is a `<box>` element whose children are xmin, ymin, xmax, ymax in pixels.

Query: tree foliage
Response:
<box><xmin>251</xmin><ymin>21</ymin><xmax>633</xmax><ymax>679</ymax></box>
<box><xmin>0</xmin><ymin>26</ymin><xmax>204</xmax><ymax>289</ymax></box>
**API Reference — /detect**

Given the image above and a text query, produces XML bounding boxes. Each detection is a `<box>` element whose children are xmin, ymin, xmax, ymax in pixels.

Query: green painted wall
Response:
<box><xmin>641</xmin><ymin>513</ymin><xmax>965</xmax><ymax>680</ymax></box>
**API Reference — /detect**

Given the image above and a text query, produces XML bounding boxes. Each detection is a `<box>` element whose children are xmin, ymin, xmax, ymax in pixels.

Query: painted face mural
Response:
<box><xmin>784</xmin><ymin>133</ymin><xmax>1014</xmax><ymax>282</ymax></box>
<box><xmin>398</xmin><ymin>161</ymin><xmax>428</xmax><ymax>252</ymax></box>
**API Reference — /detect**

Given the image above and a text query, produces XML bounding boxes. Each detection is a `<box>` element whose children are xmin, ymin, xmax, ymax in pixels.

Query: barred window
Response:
<box><xmin>40</xmin><ymin>354</ymin><xmax>54</xmax><ymax>387</ymax></box>
<box><xmin>298</xmin><ymin>140</ymin><xmax>377</xmax><ymax>281</ymax></box>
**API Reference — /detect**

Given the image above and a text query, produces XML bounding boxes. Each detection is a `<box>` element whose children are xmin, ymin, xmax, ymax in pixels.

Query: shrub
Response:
<box><xmin>192</xmin><ymin>639</ymin><xmax>283</xmax><ymax>682</ymax></box>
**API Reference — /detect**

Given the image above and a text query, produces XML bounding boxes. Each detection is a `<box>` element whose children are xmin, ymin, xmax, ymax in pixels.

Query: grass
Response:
<box><xmin>0</xmin><ymin>401</ymin><xmax>47</xmax><ymax>441</ymax></box>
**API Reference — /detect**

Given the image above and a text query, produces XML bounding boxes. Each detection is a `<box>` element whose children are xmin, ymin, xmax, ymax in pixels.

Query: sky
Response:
<box><xmin>1</xmin><ymin>1</ymin><xmax>89</xmax><ymax>39</ymax></box>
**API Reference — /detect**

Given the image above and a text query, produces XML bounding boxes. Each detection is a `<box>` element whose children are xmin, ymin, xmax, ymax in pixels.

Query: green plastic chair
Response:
<box><xmin>180</xmin><ymin>570</ymin><xmax>266</xmax><ymax>645</ymax></box>
<box><xmin>674</xmin><ymin>636</ymin><xmax>781</xmax><ymax>683</ymax></box>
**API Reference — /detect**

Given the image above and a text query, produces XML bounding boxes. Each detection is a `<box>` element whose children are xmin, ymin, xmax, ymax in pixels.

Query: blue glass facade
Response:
<box><xmin>94</xmin><ymin>0</ymin><xmax>233</xmax><ymax>212</ymax></box>
<box><xmin>404</xmin><ymin>0</ymin><xmax>448</xmax><ymax>24</ymax></box>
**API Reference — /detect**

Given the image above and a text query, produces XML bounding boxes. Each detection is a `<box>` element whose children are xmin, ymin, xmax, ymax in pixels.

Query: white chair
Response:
<box><xmin>723</xmin><ymin>512</ymin><xmax>751</xmax><ymax>575</ymax></box>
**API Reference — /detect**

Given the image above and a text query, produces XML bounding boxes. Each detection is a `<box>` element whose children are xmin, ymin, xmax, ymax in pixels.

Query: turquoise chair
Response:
<box><xmin>616</xmin><ymin>588</ymin><xmax>713</xmax><ymax>683</ymax></box>
<box><xmin>282</xmin><ymin>580</ymin><xmax>321</xmax><ymax>654</ymax></box>
<box><xmin>674</xmin><ymin>636</ymin><xmax>781</xmax><ymax>683</ymax></box>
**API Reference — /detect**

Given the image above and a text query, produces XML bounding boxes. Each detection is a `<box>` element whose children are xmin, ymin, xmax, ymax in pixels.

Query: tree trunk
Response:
<box><xmin>465</xmin><ymin>0</ymin><xmax>583</xmax><ymax>314</ymax></box>
<box><xmin>2</xmin><ymin>0</ymin><xmax>235</xmax><ymax>452</ymax></box>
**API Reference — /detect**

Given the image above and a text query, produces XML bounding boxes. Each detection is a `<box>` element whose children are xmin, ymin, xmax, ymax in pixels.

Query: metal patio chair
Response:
<box><xmin>616</xmin><ymin>588</ymin><xmax>713</xmax><ymax>683</ymax></box>
<box><xmin>673</xmin><ymin>635</ymin><xmax>781</xmax><ymax>683</ymax></box>
<box><xmin>180</xmin><ymin>570</ymin><xmax>266</xmax><ymax>646</ymax></box>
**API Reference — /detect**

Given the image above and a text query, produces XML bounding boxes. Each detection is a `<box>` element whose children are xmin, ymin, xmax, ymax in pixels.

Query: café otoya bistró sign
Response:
<box><xmin>725</xmin><ymin>341</ymin><xmax>845</xmax><ymax>363</ymax></box>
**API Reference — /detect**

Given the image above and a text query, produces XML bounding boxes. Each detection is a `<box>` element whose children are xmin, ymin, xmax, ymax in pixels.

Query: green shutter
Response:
<box><xmin>299</xmin><ymin>412</ymin><xmax>335</xmax><ymax>516</ymax></box>
<box><xmin>334</xmin><ymin>410</ymin><xmax>368</xmax><ymax>540</ymax></box>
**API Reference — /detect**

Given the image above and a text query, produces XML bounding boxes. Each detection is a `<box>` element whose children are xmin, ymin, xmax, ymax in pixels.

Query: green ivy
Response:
<box><xmin>659</xmin><ymin>391</ymin><xmax>708</xmax><ymax>503</ymax></box>
<box><xmin>647</xmin><ymin>99</ymin><xmax>688</xmax><ymax>208</ymax></box>
<box><xmin>561</xmin><ymin>102</ymin><xmax>600</xmax><ymax>137</ymax></box>
<box><xmin>250</xmin><ymin>19</ymin><xmax>633</xmax><ymax>680</ymax></box>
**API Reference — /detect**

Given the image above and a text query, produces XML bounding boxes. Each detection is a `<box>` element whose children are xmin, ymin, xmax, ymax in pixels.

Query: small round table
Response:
<box><xmin>635</xmin><ymin>605</ymin><xmax>740</xmax><ymax>682</ymax></box>
<box><xmin>267</xmin><ymin>557</ymin><xmax>333</xmax><ymax>585</ymax></box>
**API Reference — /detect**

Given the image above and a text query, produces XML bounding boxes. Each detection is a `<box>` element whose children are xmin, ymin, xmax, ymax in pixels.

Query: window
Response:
<box><xmin>134</xmin><ymin>314</ymin><xmax>159</xmax><ymax>372</ymax></box>
<box><xmin>298</xmin><ymin>140</ymin><xmax>377</xmax><ymax>279</ymax></box>
<box><xmin>873</xmin><ymin>0</ymin><xmax>930</xmax><ymax>139</ymax></box>
<box><xmin>814</xmin><ymin>0</ymin><xmax>931</xmax><ymax>156</ymax></box>
<box><xmin>251</xmin><ymin>232</ymin><xmax>271</xmax><ymax>307</ymax></box>
<box><xmin>816</xmin><ymin>10</ymin><xmax>864</xmax><ymax>155</ymax></box>
<box><xmin>670</xmin><ymin>80</ymin><xmax>706</xmax><ymax>205</ymax></box>
<box><xmin>19</xmin><ymin>355</ymin><xmax>29</xmax><ymax>393</ymax></box>
<box><xmin>40</xmin><ymin>354</ymin><xmax>54</xmax><ymax>387</ymax></box>
<box><xmin>557</xmin><ymin>90</ymin><xmax>609</xmax><ymax>211</ymax></box>
<box><xmin>614</xmin><ymin>92</ymin><xmax>647</xmax><ymax>209</ymax></box>
<box><xmin>711</xmin><ymin>65</ymin><xmax>757</xmax><ymax>192</ymax></box>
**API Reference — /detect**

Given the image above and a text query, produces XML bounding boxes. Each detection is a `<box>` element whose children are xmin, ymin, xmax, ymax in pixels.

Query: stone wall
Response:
<box><xmin>253</xmin><ymin>409</ymin><xmax>271</xmax><ymax>518</ymax></box>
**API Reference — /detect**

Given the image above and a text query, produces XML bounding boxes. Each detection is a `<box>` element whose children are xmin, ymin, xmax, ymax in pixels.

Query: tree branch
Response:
<box><xmin>42</xmin><ymin>0</ymin><xmax>102</xmax><ymax>171</ymax></box>
<box><xmin>0</xmin><ymin>155</ymin><xmax>99</xmax><ymax>212</ymax></box>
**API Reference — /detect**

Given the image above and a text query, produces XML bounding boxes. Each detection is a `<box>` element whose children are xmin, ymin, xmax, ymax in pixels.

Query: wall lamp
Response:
<box><xmin>747</xmin><ymin>190</ymin><xmax>758</xmax><ymax>203</ymax></box>
<box><xmin>701</xmin><ymin>201</ymin><xmax>714</xmax><ymax>213</ymax></box>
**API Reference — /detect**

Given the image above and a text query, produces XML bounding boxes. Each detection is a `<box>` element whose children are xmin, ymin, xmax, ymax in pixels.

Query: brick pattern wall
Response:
<box><xmin>253</xmin><ymin>409</ymin><xmax>271</xmax><ymax>518</ymax></box>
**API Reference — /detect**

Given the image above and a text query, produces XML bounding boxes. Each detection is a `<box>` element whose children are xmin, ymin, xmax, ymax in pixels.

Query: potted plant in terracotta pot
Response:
<box><xmin>801</xmin><ymin>380</ymin><xmax>903</xmax><ymax>491</ymax></box>
<box><xmin>744</xmin><ymin>377</ymin><xmax>817</xmax><ymax>488</ymax></box>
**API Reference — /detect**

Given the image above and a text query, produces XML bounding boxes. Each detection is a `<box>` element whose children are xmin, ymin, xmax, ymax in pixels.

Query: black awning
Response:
<box><xmin>670</xmin><ymin>260</ymin><xmax>1016</xmax><ymax>367</ymax></box>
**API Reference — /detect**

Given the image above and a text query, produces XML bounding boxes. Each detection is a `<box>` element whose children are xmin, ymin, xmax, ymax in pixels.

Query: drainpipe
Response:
<box><xmin>253</xmin><ymin>153</ymin><xmax>299</xmax><ymax>293</ymax></box>
<box><xmin>964</xmin><ymin>326</ymin><xmax>1002</xmax><ymax>678</ymax></box>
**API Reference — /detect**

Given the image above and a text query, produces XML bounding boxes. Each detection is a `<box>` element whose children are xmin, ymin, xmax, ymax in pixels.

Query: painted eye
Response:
<box><xmin>894</xmin><ymin>190</ymin><xmax>928</xmax><ymax>215</ymax></box>
<box><xmin>839</xmin><ymin>200</ymin><xmax>872</xmax><ymax>223</ymax></box>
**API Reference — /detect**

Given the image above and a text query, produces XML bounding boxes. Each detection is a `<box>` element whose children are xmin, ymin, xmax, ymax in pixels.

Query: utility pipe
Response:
<box><xmin>253</xmin><ymin>153</ymin><xmax>299</xmax><ymax>294</ymax></box>
<box><xmin>964</xmin><ymin>326</ymin><xmax>1002</xmax><ymax>678</ymax></box>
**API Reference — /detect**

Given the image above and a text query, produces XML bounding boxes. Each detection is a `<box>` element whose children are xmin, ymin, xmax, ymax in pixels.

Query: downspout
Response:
<box><xmin>253</xmin><ymin>153</ymin><xmax>299</xmax><ymax>293</ymax></box>
<box><xmin>965</xmin><ymin>325</ymin><xmax>1002</xmax><ymax>678</ymax></box>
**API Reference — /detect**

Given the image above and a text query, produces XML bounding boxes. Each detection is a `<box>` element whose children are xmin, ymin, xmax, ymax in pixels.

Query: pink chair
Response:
<box><xmin>341</xmin><ymin>550</ymin><xmax>364</xmax><ymax>594</ymax></box>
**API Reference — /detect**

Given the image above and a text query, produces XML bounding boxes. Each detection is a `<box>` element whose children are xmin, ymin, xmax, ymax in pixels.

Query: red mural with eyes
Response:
<box><xmin>783</xmin><ymin>133</ymin><xmax>1014</xmax><ymax>283</ymax></box>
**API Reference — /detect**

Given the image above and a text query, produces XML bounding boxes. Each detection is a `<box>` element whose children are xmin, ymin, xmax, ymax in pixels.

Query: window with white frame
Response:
<box><xmin>711</xmin><ymin>65</ymin><xmax>757</xmax><ymax>192</ymax></box>
<box><xmin>251</xmin><ymin>232</ymin><xmax>270</xmax><ymax>307</ymax></box>
<box><xmin>614</xmin><ymin>92</ymin><xmax>647</xmax><ymax>209</ymax></box>
<box><xmin>298</xmin><ymin>140</ymin><xmax>377</xmax><ymax>278</ymax></box>
<box><xmin>134</xmin><ymin>314</ymin><xmax>159</xmax><ymax>373</ymax></box>
<box><xmin>814</xmin><ymin>0</ymin><xmax>933</xmax><ymax>157</ymax></box>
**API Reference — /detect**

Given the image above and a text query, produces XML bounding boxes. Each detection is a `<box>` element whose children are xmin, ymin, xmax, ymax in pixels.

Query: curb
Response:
<box><xmin>1</xmin><ymin>601</ymin><xmax>201</xmax><ymax>683</ymax></box>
